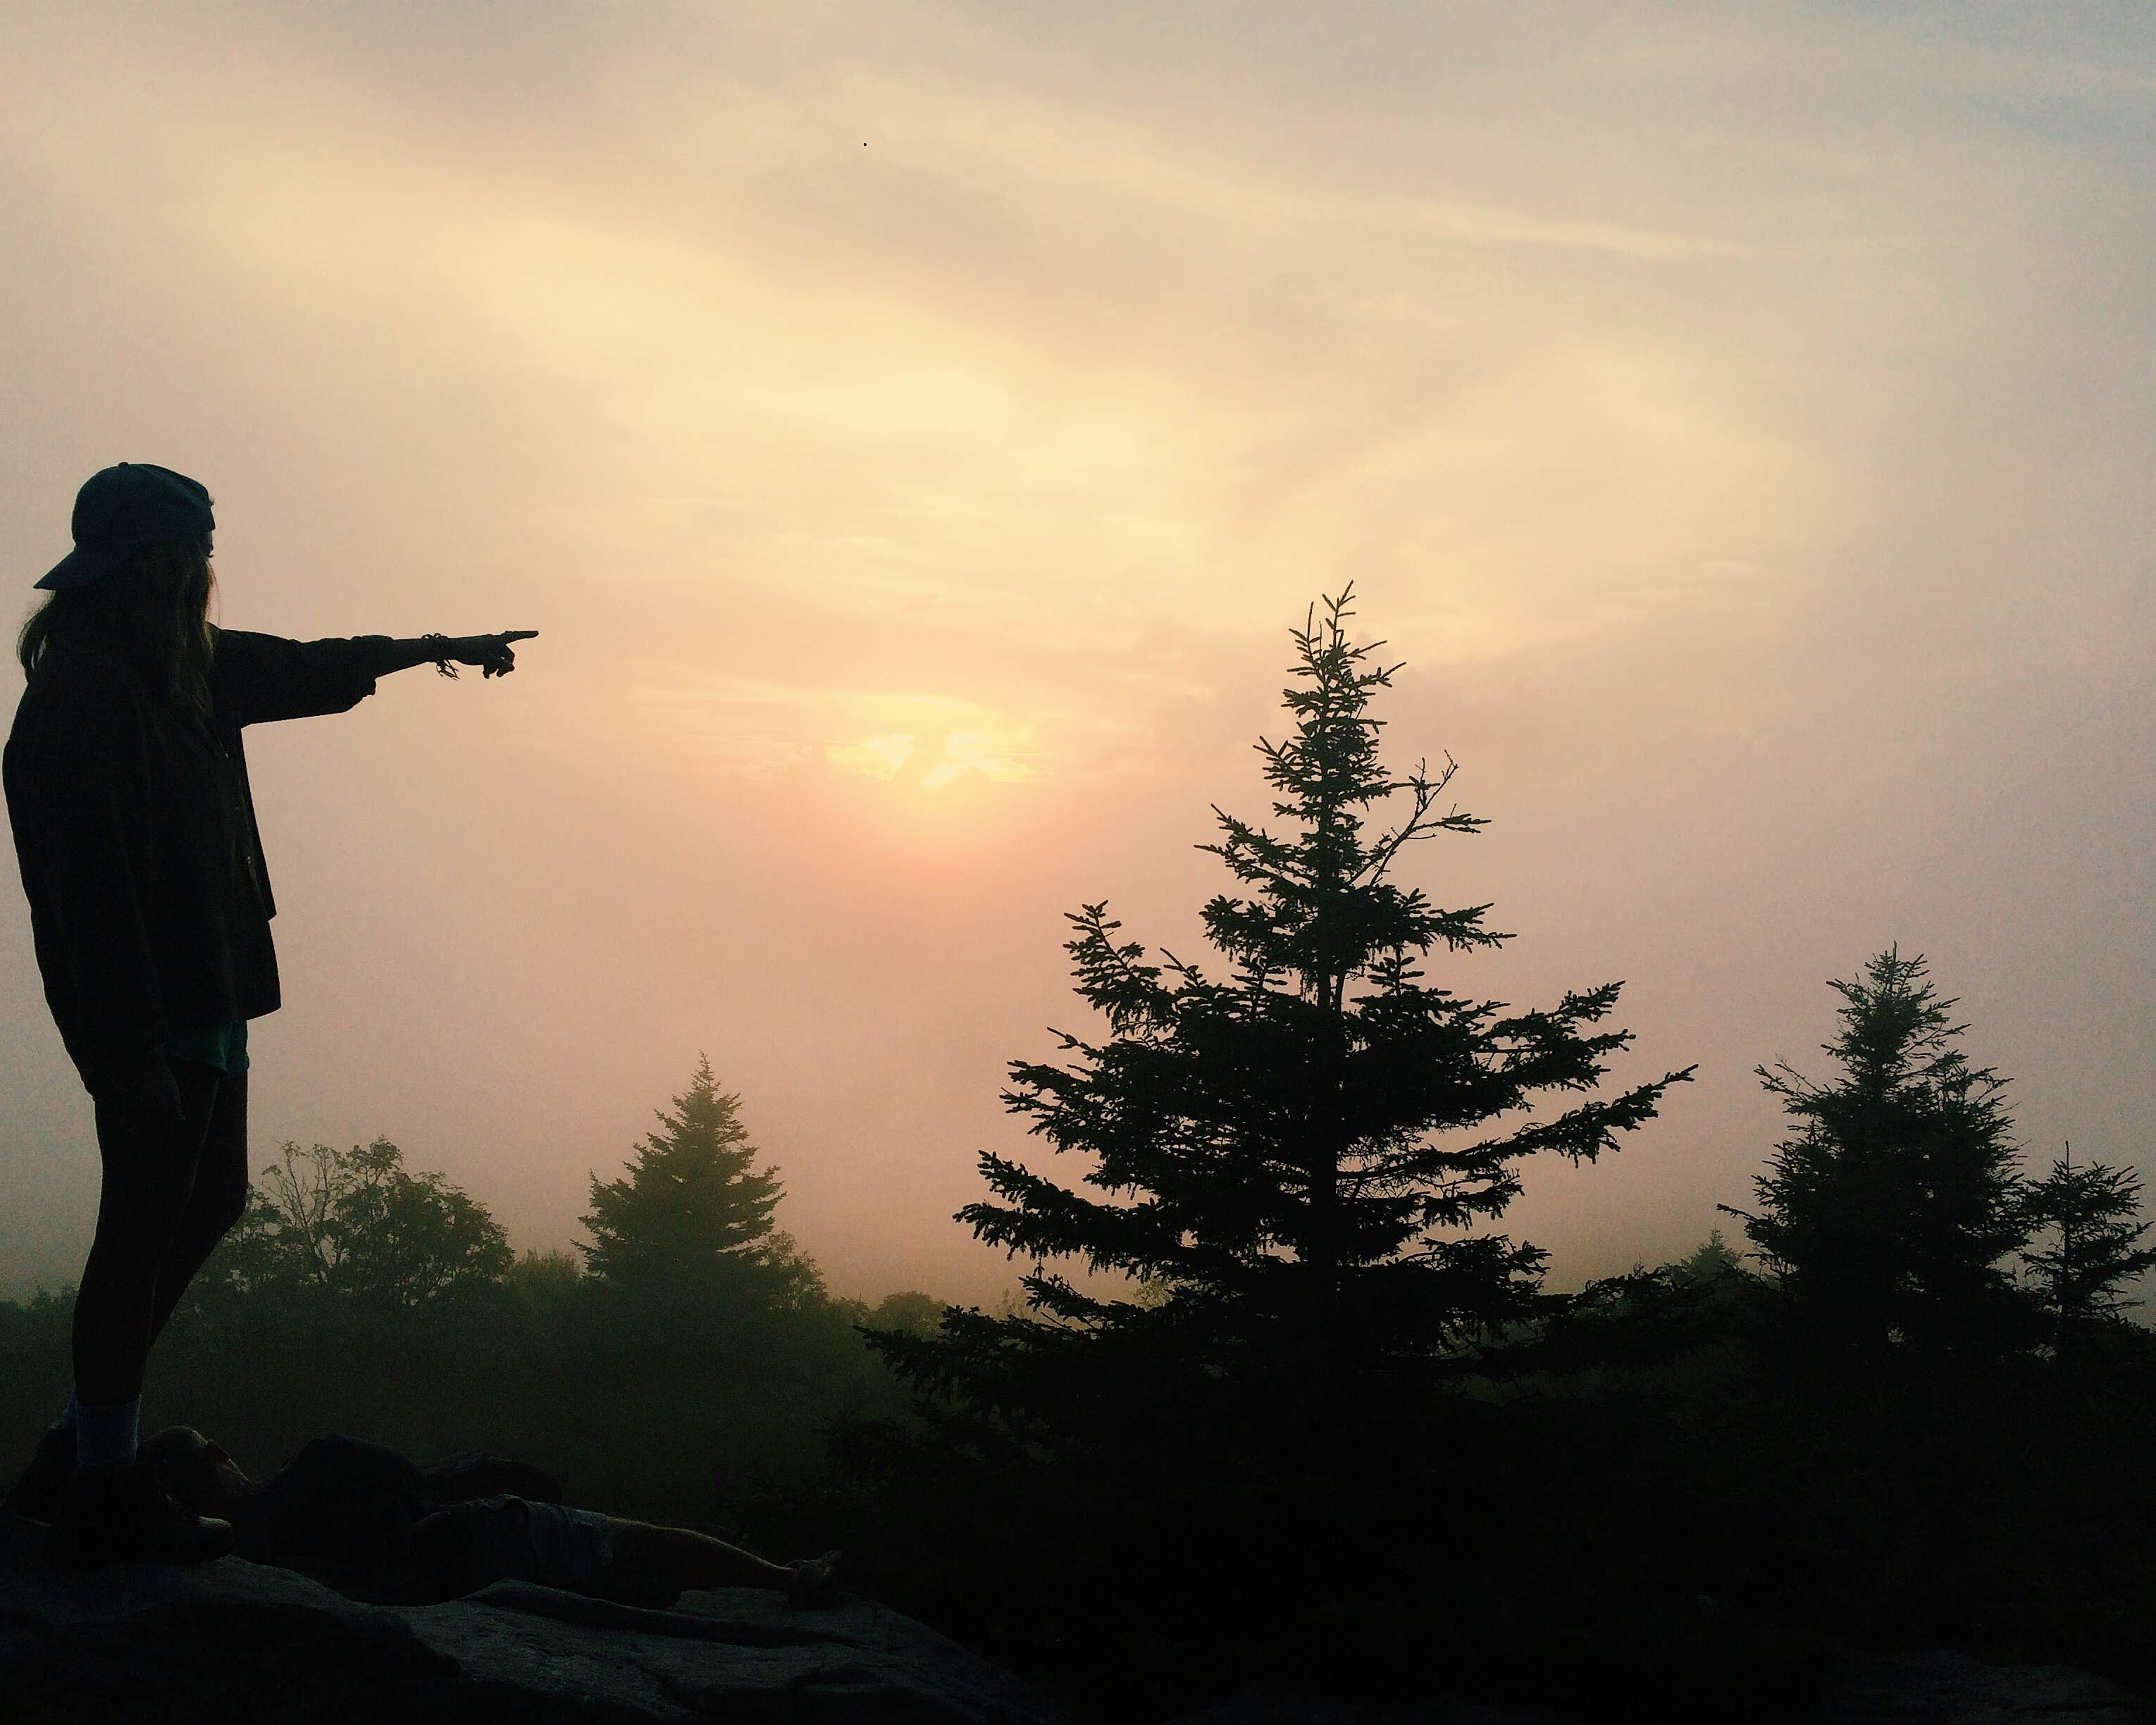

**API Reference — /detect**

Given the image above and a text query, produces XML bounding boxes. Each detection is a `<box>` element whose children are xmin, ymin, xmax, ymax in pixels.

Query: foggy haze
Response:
<box><xmin>4</xmin><ymin>2</ymin><xmax>2150</xmax><ymax>1307</ymax></box>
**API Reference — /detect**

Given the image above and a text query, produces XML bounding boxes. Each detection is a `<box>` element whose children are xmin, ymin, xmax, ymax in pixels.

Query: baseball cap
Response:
<box><xmin>37</xmin><ymin>463</ymin><xmax>216</xmax><ymax>591</ymax></box>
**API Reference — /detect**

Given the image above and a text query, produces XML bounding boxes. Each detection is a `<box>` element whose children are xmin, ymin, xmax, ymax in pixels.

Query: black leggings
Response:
<box><xmin>73</xmin><ymin>1063</ymin><xmax>249</xmax><ymax>1409</ymax></box>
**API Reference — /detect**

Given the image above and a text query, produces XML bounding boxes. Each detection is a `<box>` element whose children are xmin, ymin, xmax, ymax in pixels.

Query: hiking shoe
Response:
<box><xmin>3</xmin><ymin>1423</ymin><xmax>74</xmax><ymax>1527</ymax></box>
<box><xmin>785</xmin><ymin>1550</ymin><xmax>841</xmax><ymax>1609</ymax></box>
<box><xmin>43</xmin><ymin>1461</ymin><xmax>233</xmax><ymax>1573</ymax></box>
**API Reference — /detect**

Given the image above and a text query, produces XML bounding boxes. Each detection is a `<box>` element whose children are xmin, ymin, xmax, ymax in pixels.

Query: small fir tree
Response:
<box><xmin>1671</xmin><ymin>1228</ymin><xmax>1745</xmax><ymax>1291</ymax></box>
<box><xmin>868</xmin><ymin>591</ymin><xmax>1692</xmax><ymax>1437</ymax></box>
<box><xmin>2020</xmin><ymin>1143</ymin><xmax>2156</xmax><ymax>1334</ymax></box>
<box><xmin>1722</xmin><ymin>948</ymin><xmax>2028</xmax><ymax>1352</ymax></box>
<box><xmin>581</xmin><ymin>1056</ymin><xmax>816</xmax><ymax>1306</ymax></box>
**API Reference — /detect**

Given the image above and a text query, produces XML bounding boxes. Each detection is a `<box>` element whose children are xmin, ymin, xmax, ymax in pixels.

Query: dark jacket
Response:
<box><xmin>4</xmin><ymin>625</ymin><xmax>395</xmax><ymax>1094</ymax></box>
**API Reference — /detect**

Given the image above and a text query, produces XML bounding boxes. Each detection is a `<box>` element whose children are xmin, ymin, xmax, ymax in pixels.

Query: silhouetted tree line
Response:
<box><xmin>819</xmin><ymin>595</ymin><xmax>2156</xmax><ymax>1721</ymax></box>
<box><xmin>1</xmin><ymin>1058</ymin><xmax>936</xmax><ymax>1542</ymax></box>
<box><xmin>3</xmin><ymin>591</ymin><xmax>2150</xmax><ymax>1724</ymax></box>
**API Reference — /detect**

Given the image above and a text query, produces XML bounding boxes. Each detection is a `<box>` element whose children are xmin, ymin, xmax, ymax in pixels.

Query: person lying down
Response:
<box><xmin>138</xmin><ymin>1428</ymin><xmax>838</xmax><ymax>1611</ymax></box>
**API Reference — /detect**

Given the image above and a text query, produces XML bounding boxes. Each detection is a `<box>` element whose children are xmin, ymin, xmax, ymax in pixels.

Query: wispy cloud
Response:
<box><xmin>2</xmin><ymin>0</ymin><xmax>2152</xmax><ymax>1300</ymax></box>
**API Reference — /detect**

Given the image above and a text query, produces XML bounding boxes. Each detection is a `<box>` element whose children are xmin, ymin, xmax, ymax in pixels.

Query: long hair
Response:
<box><xmin>17</xmin><ymin>536</ymin><xmax>217</xmax><ymax>719</ymax></box>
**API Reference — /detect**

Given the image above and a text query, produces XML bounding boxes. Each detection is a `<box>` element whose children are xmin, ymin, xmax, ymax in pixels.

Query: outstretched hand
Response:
<box><xmin>445</xmin><ymin>630</ymin><xmax>538</xmax><ymax>678</ymax></box>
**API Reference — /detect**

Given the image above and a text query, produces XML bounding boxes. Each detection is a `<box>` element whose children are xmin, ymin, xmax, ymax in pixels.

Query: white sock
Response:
<box><xmin>54</xmin><ymin>1391</ymin><xmax>79</xmax><ymax>1433</ymax></box>
<box><xmin>73</xmin><ymin>1398</ymin><xmax>140</xmax><ymax>1470</ymax></box>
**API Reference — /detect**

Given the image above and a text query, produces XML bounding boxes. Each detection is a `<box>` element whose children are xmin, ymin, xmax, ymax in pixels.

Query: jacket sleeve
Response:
<box><xmin>213</xmin><ymin>628</ymin><xmax>397</xmax><ymax>725</ymax></box>
<box><xmin>3</xmin><ymin>667</ymin><xmax>170</xmax><ymax>1092</ymax></box>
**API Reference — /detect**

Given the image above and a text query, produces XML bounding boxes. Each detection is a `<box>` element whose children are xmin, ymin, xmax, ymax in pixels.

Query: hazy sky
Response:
<box><xmin>4</xmin><ymin>3</ymin><xmax>2151</xmax><ymax>1305</ymax></box>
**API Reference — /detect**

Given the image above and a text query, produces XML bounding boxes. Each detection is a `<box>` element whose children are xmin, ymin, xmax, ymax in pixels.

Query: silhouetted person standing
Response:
<box><xmin>1</xmin><ymin>462</ymin><xmax>538</xmax><ymax>1570</ymax></box>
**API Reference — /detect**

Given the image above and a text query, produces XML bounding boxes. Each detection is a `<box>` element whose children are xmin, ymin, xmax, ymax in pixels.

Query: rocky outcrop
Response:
<box><xmin>1158</xmin><ymin>1654</ymin><xmax>2150</xmax><ymax>1725</ymax></box>
<box><xmin>8</xmin><ymin>1516</ymin><xmax>2145</xmax><ymax>1725</ymax></box>
<box><xmin>0</xmin><ymin>1519</ymin><xmax>1066</xmax><ymax>1724</ymax></box>
<box><xmin>1824</xmin><ymin>1648</ymin><xmax>2148</xmax><ymax>1725</ymax></box>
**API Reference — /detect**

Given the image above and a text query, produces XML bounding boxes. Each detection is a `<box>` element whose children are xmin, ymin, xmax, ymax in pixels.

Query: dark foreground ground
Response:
<box><xmin>4</xmin><ymin>1517</ymin><xmax>2148</xmax><ymax>1725</ymax></box>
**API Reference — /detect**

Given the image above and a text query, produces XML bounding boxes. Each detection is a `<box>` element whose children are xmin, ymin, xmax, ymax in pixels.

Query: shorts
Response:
<box><xmin>163</xmin><ymin>1020</ymin><xmax>249</xmax><ymax>1076</ymax></box>
<box><xmin>409</xmin><ymin>1494</ymin><xmax>615</xmax><ymax>1596</ymax></box>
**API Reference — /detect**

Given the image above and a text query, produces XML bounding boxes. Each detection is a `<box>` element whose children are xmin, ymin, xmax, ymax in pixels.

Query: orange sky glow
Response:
<box><xmin>4</xmin><ymin>4</ymin><xmax>2151</xmax><ymax>1305</ymax></box>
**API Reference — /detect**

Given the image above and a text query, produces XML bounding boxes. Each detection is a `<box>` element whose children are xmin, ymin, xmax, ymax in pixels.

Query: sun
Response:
<box><xmin>826</xmin><ymin>728</ymin><xmax>1034</xmax><ymax>791</ymax></box>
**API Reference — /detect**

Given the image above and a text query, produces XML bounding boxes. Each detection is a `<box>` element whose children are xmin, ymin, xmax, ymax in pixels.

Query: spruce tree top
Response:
<box><xmin>2021</xmin><ymin>1142</ymin><xmax>2156</xmax><ymax>1333</ymax></box>
<box><xmin>580</xmin><ymin>1055</ymin><xmax>787</xmax><ymax>1290</ymax></box>
<box><xmin>965</xmin><ymin>591</ymin><xmax>1693</xmax><ymax>1357</ymax></box>
<box><xmin>1725</xmin><ymin>948</ymin><xmax>2028</xmax><ymax>1352</ymax></box>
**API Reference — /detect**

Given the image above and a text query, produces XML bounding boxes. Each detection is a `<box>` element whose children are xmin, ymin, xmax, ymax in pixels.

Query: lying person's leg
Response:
<box><xmin>605</xmin><ymin>1519</ymin><xmax>793</xmax><ymax>1590</ymax></box>
<box><xmin>409</xmin><ymin>1496</ymin><xmax>836</xmax><ymax>1605</ymax></box>
<box><xmin>606</xmin><ymin>1520</ymin><xmax>841</xmax><ymax>1606</ymax></box>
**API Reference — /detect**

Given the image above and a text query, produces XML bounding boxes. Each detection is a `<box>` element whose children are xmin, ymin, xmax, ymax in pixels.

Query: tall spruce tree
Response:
<box><xmin>581</xmin><ymin>1056</ymin><xmax>817</xmax><ymax>1307</ymax></box>
<box><xmin>1722</xmin><ymin>948</ymin><xmax>2029</xmax><ymax>1352</ymax></box>
<box><xmin>2020</xmin><ymin>1143</ymin><xmax>2156</xmax><ymax>1335</ymax></box>
<box><xmin>867</xmin><ymin>592</ymin><xmax>1692</xmax><ymax>1433</ymax></box>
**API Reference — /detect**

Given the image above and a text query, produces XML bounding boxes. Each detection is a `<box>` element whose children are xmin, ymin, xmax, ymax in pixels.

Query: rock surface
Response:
<box><xmin>1825</xmin><ymin>1648</ymin><xmax>2149</xmax><ymax>1725</ymax></box>
<box><xmin>1</xmin><ymin>1519</ymin><xmax>1066</xmax><ymax>1724</ymax></box>
<box><xmin>8</xmin><ymin>1516</ymin><xmax>2145</xmax><ymax>1725</ymax></box>
<box><xmin>1158</xmin><ymin>1654</ymin><xmax>2150</xmax><ymax>1725</ymax></box>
